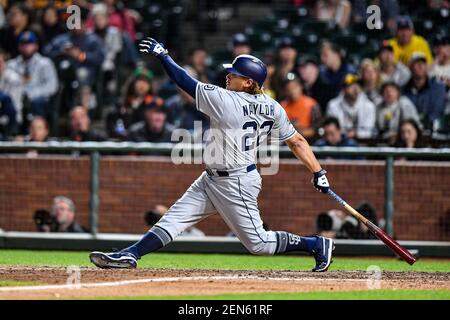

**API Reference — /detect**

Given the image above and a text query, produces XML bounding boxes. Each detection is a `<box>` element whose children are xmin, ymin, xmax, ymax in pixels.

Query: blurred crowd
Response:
<box><xmin>0</xmin><ymin>0</ymin><xmax>448</xmax><ymax>156</ymax></box>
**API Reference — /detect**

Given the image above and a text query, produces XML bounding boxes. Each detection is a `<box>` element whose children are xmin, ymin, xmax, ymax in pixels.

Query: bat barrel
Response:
<box><xmin>327</xmin><ymin>189</ymin><xmax>417</xmax><ymax>266</ymax></box>
<box><xmin>374</xmin><ymin>228</ymin><xmax>417</xmax><ymax>265</ymax></box>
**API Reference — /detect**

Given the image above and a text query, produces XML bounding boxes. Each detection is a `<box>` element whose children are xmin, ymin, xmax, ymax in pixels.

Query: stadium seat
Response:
<box><xmin>252</xmin><ymin>16</ymin><xmax>280</xmax><ymax>32</ymax></box>
<box><xmin>414</xmin><ymin>18</ymin><xmax>439</xmax><ymax>38</ymax></box>
<box><xmin>209</xmin><ymin>49</ymin><xmax>232</xmax><ymax>70</ymax></box>
<box><xmin>432</xmin><ymin>114</ymin><xmax>450</xmax><ymax>141</ymax></box>
<box><xmin>347</xmin><ymin>47</ymin><xmax>376</xmax><ymax>65</ymax></box>
<box><xmin>413</xmin><ymin>8</ymin><xmax>450</xmax><ymax>27</ymax></box>
<box><xmin>298</xmin><ymin>19</ymin><xmax>336</xmax><ymax>37</ymax></box>
<box><xmin>398</xmin><ymin>0</ymin><xmax>427</xmax><ymax>13</ymax></box>
<box><xmin>127</xmin><ymin>0</ymin><xmax>146</xmax><ymax>11</ymax></box>
<box><xmin>290</xmin><ymin>33</ymin><xmax>320</xmax><ymax>50</ymax></box>
<box><xmin>331</xmin><ymin>34</ymin><xmax>368</xmax><ymax>55</ymax></box>
<box><xmin>246</xmin><ymin>32</ymin><xmax>274</xmax><ymax>52</ymax></box>
<box><xmin>351</xmin><ymin>22</ymin><xmax>392</xmax><ymax>41</ymax></box>
<box><xmin>272</xmin><ymin>18</ymin><xmax>291</xmax><ymax>37</ymax></box>
<box><xmin>285</xmin><ymin>5</ymin><xmax>310</xmax><ymax>24</ymax></box>
<box><xmin>161</xmin><ymin>0</ymin><xmax>182</xmax><ymax>10</ymax></box>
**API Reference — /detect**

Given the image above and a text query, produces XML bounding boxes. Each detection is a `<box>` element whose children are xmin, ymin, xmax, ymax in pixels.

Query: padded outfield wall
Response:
<box><xmin>0</xmin><ymin>155</ymin><xmax>449</xmax><ymax>241</ymax></box>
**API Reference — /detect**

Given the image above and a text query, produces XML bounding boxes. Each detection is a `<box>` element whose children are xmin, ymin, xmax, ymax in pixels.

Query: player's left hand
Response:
<box><xmin>312</xmin><ymin>169</ymin><xmax>330</xmax><ymax>194</ymax></box>
<box><xmin>138</xmin><ymin>37</ymin><xmax>168</xmax><ymax>58</ymax></box>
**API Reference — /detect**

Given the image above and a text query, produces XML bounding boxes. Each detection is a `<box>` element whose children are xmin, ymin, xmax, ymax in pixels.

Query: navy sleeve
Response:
<box><xmin>160</xmin><ymin>55</ymin><xmax>198</xmax><ymax>98</ymax></box>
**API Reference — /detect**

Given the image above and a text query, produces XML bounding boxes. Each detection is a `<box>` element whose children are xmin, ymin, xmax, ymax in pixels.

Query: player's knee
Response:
<box><xmin>247</xmin><ymin>242</ymin><xmax>274</xmax><ymax>256</ymax></box>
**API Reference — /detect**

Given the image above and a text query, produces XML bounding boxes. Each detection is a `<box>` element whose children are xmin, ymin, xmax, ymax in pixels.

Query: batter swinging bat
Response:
<box><xmin>327</xmin><ymin>189</ymin><xmax>417</xmax><ymax>265</ymax></box>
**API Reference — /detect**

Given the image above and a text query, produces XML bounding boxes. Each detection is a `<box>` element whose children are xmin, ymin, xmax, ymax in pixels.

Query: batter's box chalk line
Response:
<box><xmin>0</xmin><ymin>275</ymin><xmax>368</xmax><ymax>292</ymax></box>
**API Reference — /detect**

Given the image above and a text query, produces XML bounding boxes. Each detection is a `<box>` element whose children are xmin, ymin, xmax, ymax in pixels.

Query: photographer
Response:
<box><xmin>33</xmin><ymin>196</ymin><xmax>89</xmax><ymax>233</ymax></box>
<box><xmin>316</xmin><ymin>202</ymin><xmax>379</xmax><ymax>239</ymax></box>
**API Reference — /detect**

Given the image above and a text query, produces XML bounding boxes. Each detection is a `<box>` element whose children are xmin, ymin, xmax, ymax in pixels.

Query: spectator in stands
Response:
<box><xmin>89</xmin><ymin>3</ymin><xmax>126</xmax><ymax>102</ymax></box>
<box><xmin>90</xmin><ymin>3</ymin><xmax>122</xmax><ymax>74</ymax></box>
<box><xmin>0</xmin><ymin>1</ymin><xmax>5</xmax><ymax>29</ymax></box>
<box><xmin>263</xmin><ymin>62</ymin><xmax>276</xmax><ymax>99</ymax></box>
<box><xmin>0</xmin><ymin>49</ymin><xmax>23</xmax><ymax>125</ymax></box>
<box><xmin>320</xmin><ymin>40</ymin><xmax>357</xmax><ymax>96</ymax></box>
<box><xmin>388</xmin><ymin>15</ymin><xmax>433</xmax><ymax>66</ymax></box>
<box><xmin>326</xmin><ymin>74</ymin><xmax>376</xmax><ymax>139</ymax></box>
<box><xmin>0</xmin><ymin>90</ymin><xmax>17</xmax><ymax>140</ymax></box>
<box><xmin>315</xmin><ymin>209</ymin><xmax>347</xmax><ymax>239</ymax></box>
<box><xmin>0</xmin><ymin>3</ymin><xmax>33</xmax><ymax>58</ymax></box>
<box><xmin>39</xmin><ymin>5</ymin><xmax>65</xmax><ymax>47</ymax></box>
<box><xmin>393</xmin><ymin>119</ymin><xmax>425</xmax><ymax>149</ymax></box>
<box><xmin>86</xmin><ymin>0</ymin><xmax>141</xmax><ymax>42</ymax></box>
<box><xmin>314</xmin><ymin>117</ymin><xmax>359</xmax><ymax>160</ymax></box>
<box><xmin>70</xmin><ymin>106</ymin><xmax>106</xmax><ymax>142</ymax></box>
<box><xmin>166</xmin><ymin>87</ymin><xmax>209</xmax><ymax>134</ymax></box>
<box><xmin>297</xmin><ymin>55</ymin><xmax>335</xmax><ymax>114</ymax></box>
<box><xmin>313</xmin><ymin>0</ymin><xmax>352</xmax><ymax>31</ymax></box>
<box><xmin>106</xmin><ymin>68</ymin><xmax>163</xmax><ymax>140</ymax></box>
<box><xmin>43</xmin><ymin>12</ymin><xmax>105</xmax><ymax>110</ymax></box>
<box><xmin>403</xmin><ymin>52</ymin><xmax>447</xmax><ymax>129</ymax></box>
<box><xmin>26</xmin><ymin>0</ymin><xmax>73</xmax><ymax>10</ymax></box>
<box><xmin>184</xmin><ymin>47</ymin><xmax>214</xmax><ymax>84</ymax></box>
<box><xmin>429</xmin><ymin>35</ymin><xmax>450</xmax><ymax>86</ymax></box>
<box><xmin>359</xmin><ymin>58</ymin><xmax>383</xmax><ymax>106</ymax></box>
<box><xmin>281</xmin><ymin>77</ymin><xmax>321</xmax><ymax>139</ymax></box>
<box><xmin>216</xmin><ymin>33</ymin><xmax>252</xmax><ymax>89</ymax></box>
<box><xmin>16</xmin><ymin>116</ymin><xmax>49</xmax><ymax>142</ymax></box>
<box><xmin>377</xmin><ymin>40</ymin><xmax>411</xmax><ymax>86</ymax></box>
<box><xmin>344</xmin><ymin>202</ymin><xmax>378</xmax><ymax>239</ymax></box>
<box><xmin>7</xmin><ymin>31</ymin><xmax>58</xmax><ymax>119</ymax></box>
<box><xmin>50</xmin><ymin>196</ymin><xmax>88</xmax><ymax>233</ymax></box>
<box><xmin>15</xmin><ymin>116</ymin><xmax>51</xmax><ymax>157</ymax></box>
<box><xmin>127</xmin><ymin>103</ymin><xmax>173</xmax><ymax>143</ymax></box>
<box><xmin>377</xmin><ymin>82</ymin><xmax>421</xmax><ymax>142</ymax></box>
<box><xmin>427</xmin><ymin>0</ymin><xmax>450</xmax><ymax>9</ymax></box>
<box><xmin>230</xmin><ymin>32</ymin><xmax>252</xmax><ymax>57</ymax></box>
<box><xmin>271</xmin><ymin>37</ymin><xmax>298</xmax><ymax>100</ymax></box>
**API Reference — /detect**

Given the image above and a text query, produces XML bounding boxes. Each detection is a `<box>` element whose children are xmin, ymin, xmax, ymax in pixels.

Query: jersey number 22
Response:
<box><xmin>242</xmin><ymin>120</ymin><xmax>274</xmax><ymax>151</ymax></box>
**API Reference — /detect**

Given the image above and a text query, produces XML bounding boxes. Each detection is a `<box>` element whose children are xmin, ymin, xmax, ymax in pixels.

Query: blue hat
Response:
<box><xmin>18</xmin><ymin>31</ymin><xmax>38</xmax><ymax>44</ymax></box>
<box><xmin>223</xmin><ymin>54</ymin><xmax>267</xmax><ymax>87</ymax></box>
<box><xmin>396</xmin><ymin>15</ymin><xmax>414</xmax><ymax>29</ymax></box>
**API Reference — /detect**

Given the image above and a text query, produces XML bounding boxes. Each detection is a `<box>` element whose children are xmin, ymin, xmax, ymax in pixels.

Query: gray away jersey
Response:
<box><xmin>195</xmin><ymin>83</ymin><xmax>297</xmax><ymax>170</ymax></box>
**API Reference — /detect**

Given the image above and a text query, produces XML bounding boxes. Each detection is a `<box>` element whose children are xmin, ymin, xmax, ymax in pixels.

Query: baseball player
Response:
<box><xmin>90</xmin><ymin>38</ymin><xmax>334</xmax><ymax>272</ymax></box>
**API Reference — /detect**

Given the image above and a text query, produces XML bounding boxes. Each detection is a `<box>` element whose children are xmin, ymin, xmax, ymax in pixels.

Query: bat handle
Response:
<box><xmin>327</xmin><ymin>189</ymin><xmax>347</xmax><ymax>207</ymax></box>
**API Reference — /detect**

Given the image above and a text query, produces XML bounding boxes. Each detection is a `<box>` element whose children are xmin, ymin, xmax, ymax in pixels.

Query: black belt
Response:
<box><xmin>206</xmin><ymin>164</ymin><xmax>257</xmax><ymax>177</ymax></box>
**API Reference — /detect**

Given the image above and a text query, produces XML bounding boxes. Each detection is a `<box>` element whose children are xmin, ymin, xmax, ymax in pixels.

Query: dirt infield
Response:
<box><xmin>0</xmin><ymin>267</ymin><xmax>449</xmax><ymax>299</ymax></box>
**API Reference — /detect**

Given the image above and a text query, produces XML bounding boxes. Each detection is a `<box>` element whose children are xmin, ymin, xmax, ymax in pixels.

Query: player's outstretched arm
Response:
<box><xmin>139</xmin><ymin>37</ymin><xmax>198</xmax><ymax>98</ymax></box>
<box><xmin>286</xmin><ymin>132</ymin><xmax>330</xmax><ymax>193</ymax></box>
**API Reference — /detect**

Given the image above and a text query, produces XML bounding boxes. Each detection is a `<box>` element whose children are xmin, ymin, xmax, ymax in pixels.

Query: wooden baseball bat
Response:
<box><xmin>327</xmin><ymin>189</ymin><xmax>417</xmax><ymax>265</ymax></box>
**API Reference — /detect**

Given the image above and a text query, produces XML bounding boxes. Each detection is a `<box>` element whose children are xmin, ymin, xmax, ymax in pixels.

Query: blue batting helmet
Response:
<box><xmin>223</xmin><ymin>54</ymin><xmax>267</xmax><ymax>87</ymax></box>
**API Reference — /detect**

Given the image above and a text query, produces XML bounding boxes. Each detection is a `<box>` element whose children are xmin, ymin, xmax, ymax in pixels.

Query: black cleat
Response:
<box><xmin>312</xmin><ymin>236</ymin><xmax>335</xmax><ymax>272</ymax></box>
<box><xmin>89</xmin><ymin>251</ymin><xmax>138</xmax><ymax>269</ymax></box>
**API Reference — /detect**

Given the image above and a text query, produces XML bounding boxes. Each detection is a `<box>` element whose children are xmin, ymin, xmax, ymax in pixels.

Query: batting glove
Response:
<box><xmin>312</xmin><ymin>169</ymin><xmax>330</xmax><ymax>194</ymax></box>
<box><xmin>139</xmin><ymin>37</ymin><xmax>168</xmax><ymax>58</ymax></box>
